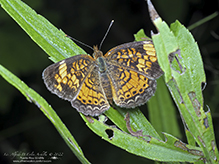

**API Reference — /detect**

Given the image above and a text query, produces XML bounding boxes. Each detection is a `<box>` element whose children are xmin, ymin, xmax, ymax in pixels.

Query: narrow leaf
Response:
<box><xmin>0</xmin><ymin>64</ymin><xmax>91</xmax><ymax>164</ymax></box>
<box><xmin>82</xmin><ymin>115</ymin><xmax>202</xmax><ymax>162</ymax></box>
<box><xmin>0</xmin><ymin>0</ymin><xmax>86</xmax><ymax>63</ymax></box>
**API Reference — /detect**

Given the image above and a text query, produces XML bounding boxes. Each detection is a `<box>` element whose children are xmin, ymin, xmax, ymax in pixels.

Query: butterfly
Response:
<box><xmin>42</xmin><ymin>40</ymin><xmax>163</xmax><ymax>116</ymax></box>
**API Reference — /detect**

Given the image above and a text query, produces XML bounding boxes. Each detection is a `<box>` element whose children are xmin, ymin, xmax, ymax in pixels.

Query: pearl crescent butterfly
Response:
<box><xmin>42</xmin><ymin>40</ymin><xmax>163</xmax><ymax>116</ymax></box>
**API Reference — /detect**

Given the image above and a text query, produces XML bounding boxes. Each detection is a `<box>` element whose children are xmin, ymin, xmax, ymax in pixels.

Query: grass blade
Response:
<box><xmin>0</xmin><ymin>64</ymin><xmax>91</xmax><ymax>164</ymax></box>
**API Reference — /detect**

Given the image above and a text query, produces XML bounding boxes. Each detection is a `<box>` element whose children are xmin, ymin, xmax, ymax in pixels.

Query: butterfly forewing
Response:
<box><xmin>43</xmin><ymin>55</ymin><xmax>95</xmax><ymax>101</ymax></box>
<box><xmin>104</xmin><ymin>40</ymin><xmax>163</xmax><ymax>79</ymax></box>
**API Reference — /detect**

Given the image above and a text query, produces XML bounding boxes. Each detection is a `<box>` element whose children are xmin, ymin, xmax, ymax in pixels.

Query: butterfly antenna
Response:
<box><xmin>65</xmin><ymin>35</ymin><xmax>94</xmax><ymax>50</ymax></box>
<box><xmin>99</xmin><ymin>20</ymin><xmax>114</xmax><ymax>50</ymax></box>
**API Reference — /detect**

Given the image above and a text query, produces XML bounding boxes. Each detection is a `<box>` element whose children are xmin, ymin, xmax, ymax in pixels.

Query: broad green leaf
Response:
<box><xmin>82</xmin><ymin>115</ymin><xmax>202</xmax><ymax>162</ymax></box>
<box><xmin>147</xmin><ymin>0</ymin><xmax>219</xmax><ymax>163</ymax></box>
<box><xmin>0</xmin><ymin>64</ymin><xmax>91</xmax><ymax>164</ymax></box>
<box><xmin>148</xmin><ymin>78</ymin><xmax>181</xmax><ymax>139</ymax></box>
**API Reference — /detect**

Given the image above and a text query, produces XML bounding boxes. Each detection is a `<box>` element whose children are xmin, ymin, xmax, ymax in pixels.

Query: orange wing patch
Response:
<box><xmin>71</xmin><ymin>67</ymin><xmax>110</xmax><ymax>116</ymax></box>
<box><xmin>109</xmin><ymin>65</ymin><xmax>156</xmax><ymax>108</ymax></box>
<box><xmin>43</xmin><ymin>55</ymin><xmax>95</xmax><ymax>101</ymax></box>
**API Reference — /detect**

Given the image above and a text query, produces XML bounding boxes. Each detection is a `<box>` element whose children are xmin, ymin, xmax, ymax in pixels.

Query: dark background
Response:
<box><xmin>0</xmin><ymin>0</ymin><xmax>219</xmax><ymax>163</ymax></box>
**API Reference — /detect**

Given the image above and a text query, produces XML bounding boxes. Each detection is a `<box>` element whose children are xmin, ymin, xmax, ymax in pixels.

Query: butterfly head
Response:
<box><xmin>93</xmin><ymin>45</ymin><xmax>104</xmax><ymax>59</ymax></box>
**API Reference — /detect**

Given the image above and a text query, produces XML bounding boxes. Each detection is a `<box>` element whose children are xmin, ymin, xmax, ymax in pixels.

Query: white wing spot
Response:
<box><xmin>59</xmin><ymin>60</ymin><xmax>66</xmax><ymax>65</ymax></box>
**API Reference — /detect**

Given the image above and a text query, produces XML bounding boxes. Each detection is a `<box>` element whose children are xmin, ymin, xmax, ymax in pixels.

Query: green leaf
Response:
<box><xmin>82</xmin><ymin>115</ymin><xmax>201</xmax><ymax>162</ymax></box>
<box><xmin>187</xmin><ymin>12</ymin><xmax>218</xmax><ymax>30</ymax></box>
<box><xmin>147</xmin><ymin>0</ymin><xmax>219</xmax><ymax>163</ymax></box>
<box><xmin>134</xmin><ymin>29</ymin><xmax>151</xmax><ymax>41</ymax></box>
<box><xmin>148</xmin><ymin>78</ymin><xmax>181</xmax><ymax>139</ymax></box>
<box><xmin>105</xmin><ymin>107</ymin><xmax>162</xmax><ymax>139</ymax></box>
<box><xmin>0</xmin><ymin>64</ymin><xmax>91</xmax><ymax>164</ymax></box>
<box><xmin>135</xmin><ymin>29</ymin><xmax>181</xmax><ymax>139</ymax></box>
<box><xmin>0</xmin><ymin>0</ymin><xmax>86</xmax><ymax>63</ymax></box>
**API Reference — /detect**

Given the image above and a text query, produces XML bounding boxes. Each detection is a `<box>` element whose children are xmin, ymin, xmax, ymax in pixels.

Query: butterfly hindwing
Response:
<box><xmin>106</xmin><ymin>64</ymin><xmax>157</xmax><ymax>108</ymax></box>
